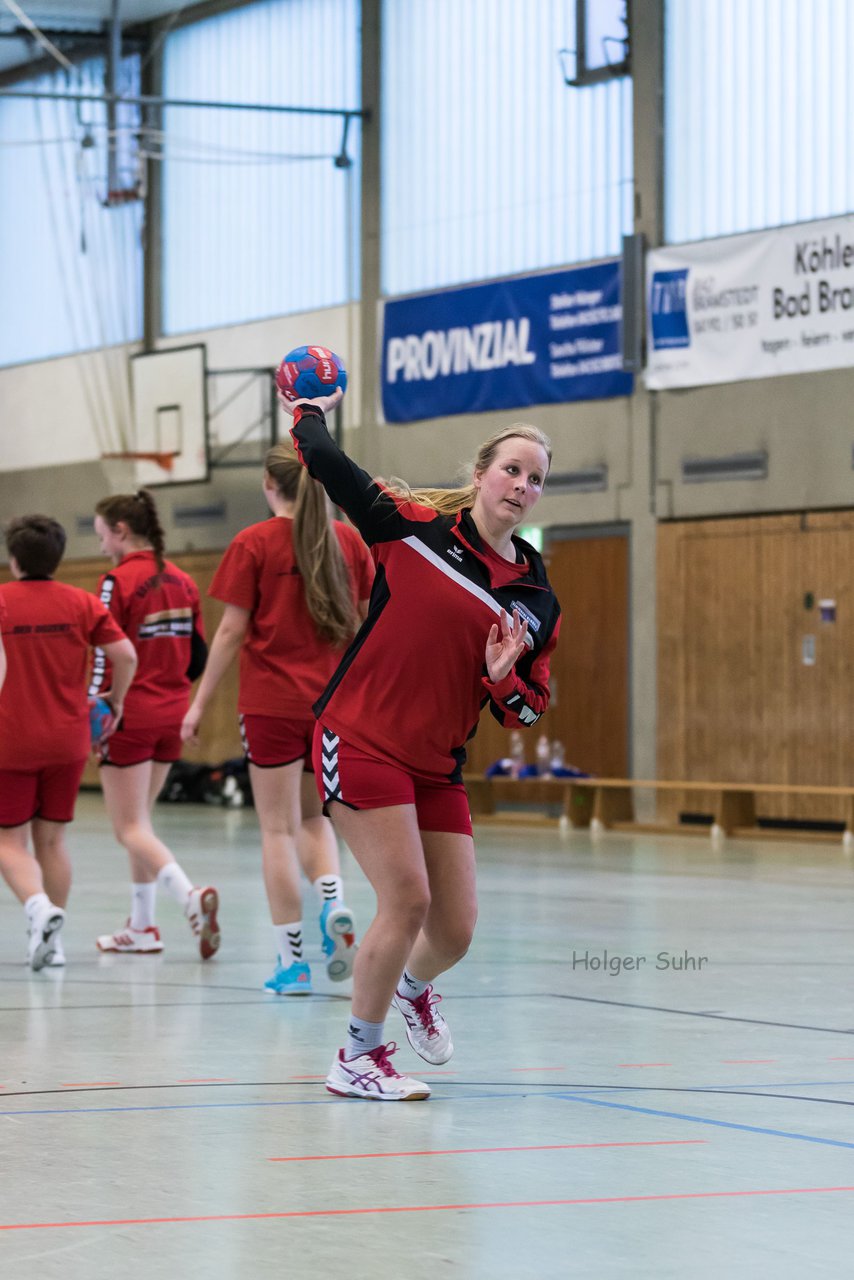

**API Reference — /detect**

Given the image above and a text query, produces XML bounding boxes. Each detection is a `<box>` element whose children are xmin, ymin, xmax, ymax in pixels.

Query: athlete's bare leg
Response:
<box><xmin>31</xmin><ymin>818</ymin><xmax>72</xmax><ymax>908</ymax></box>
<box><xmin>100</xmin><ymin>762</ymin><xmax>175</xmax><ymax>882</ymax></box>
<box><xmin>295</xmin><ymin>769</ymin><xmax>341</xmax><ymax>883</ymax></box>
<box><xmin>148</xmin><ymin>760</ymin><xmax>172</xmax><ymax>811</ymax></box>
<box><xmin>405</xmin><ymin>829</ymin><xmax>478</xmax><ymax>982</ymax></box>
<box><xmin>326</xmin><ymin>801</ymin><xmax>430</xmax><ymax>1024</ymax></box>
<box><xmin>248</xmin><ymin>760</ymin><xmax>304</xmax><ymax>923</ymax></box>
<box><xmin>0</xmin><ymin>824</ymin><xmax>44</xmax><ymax>903</ymax></box>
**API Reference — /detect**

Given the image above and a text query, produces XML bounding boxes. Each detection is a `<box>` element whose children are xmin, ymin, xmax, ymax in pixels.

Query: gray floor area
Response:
<box><xmin>2</xmin><ymin>795</ymin><xmax>854</xmax><ymax>1278</ymax></box>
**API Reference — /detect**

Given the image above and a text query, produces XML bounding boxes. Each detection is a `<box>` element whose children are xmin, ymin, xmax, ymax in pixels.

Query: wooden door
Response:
<box><xmin>465</xmin><ymin>530</ymin><xmax>630</xmax><ymax>777</ymax></box>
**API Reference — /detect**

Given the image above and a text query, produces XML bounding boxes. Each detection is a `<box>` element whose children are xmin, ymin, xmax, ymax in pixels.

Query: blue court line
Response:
<box><xmin>555</xmin><ymin>1092</ymin><xmax>854</xmax><ymax>1149</ymax></box>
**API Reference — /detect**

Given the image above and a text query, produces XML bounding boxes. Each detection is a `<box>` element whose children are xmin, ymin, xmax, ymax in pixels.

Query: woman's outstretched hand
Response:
<box><xmin>485</xmin><ymin>608</ymin><xmax>529</xmax><ymax>684</ymax></box>
<box><xmin>276</xmin><ymin>387</ymin><xmax>344</xmax><ymax>417</ymax></box>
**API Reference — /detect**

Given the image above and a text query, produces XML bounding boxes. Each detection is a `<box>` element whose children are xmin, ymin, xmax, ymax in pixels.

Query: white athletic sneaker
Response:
<box><xmin>27</xmin><ymin>902</ymin><xmax>65</xmax><ymax>972</ymax></box>
<box><xmin>391</xmin><ymin>985</ymin><xmax>454</xmax><ymax>1064</ymax></box>
<box><xmin>186</xmin><ymin>885</ymin><xmax>220</xmax><ymax>961</ymax></box>
<box><xmin>325</xmin><ymin>1042</ymin><xmax>431</xmax><ymax>1101</ymax></box>
<box><xmin>44</xmin><ymin>934</ymin><xmax>66</xmax><ymax>967</ymax></box>
<box><xmin>96</xmin><ymin>922</ymin><xmax>164</xmax><ymax>953</ymax></box>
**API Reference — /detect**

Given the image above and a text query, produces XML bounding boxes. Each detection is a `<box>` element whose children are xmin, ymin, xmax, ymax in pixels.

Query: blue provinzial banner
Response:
<box><xmin>381</xmin><ymin>261</ymin><xmax>633</xmax><ymax>423</ymax></box>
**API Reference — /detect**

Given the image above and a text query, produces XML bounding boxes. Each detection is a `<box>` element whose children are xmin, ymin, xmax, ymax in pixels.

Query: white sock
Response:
<box><xmin>314</xmin><ymin>875</ymin><xmax>343</xmax><ymax>906</ymax></box>
<box><xmin>274</xmin><ymin>921</ymin><xmax>304</xmax><ymax>965</ymax></box>
<box><xmin>24</xmin><ymin>892</ymin><xmax>49</xmax><ymax>925</ymax></box>
<box><xmin>156</xmin><ymin>861</ymin><xmax>194</xmax><ymax>911</ymax></box>
<box><xmin>130</xmin><ymin>882</ymin><xmax>157</xmax><ymax>930</ymax></box>
<box><xmin>398</xmin><ymin>968</ymin><xmax>429</xmax><ymax>1000</ymax></box>
<box><xmin>345</xmin><ymin>1016</ymin><xmax>385</xmax><ymax>1059</ymax></box>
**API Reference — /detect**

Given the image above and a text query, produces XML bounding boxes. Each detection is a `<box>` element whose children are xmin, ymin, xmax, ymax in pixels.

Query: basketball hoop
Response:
<box><xmin>101</xmin><ymin>451</ymin><xmax>178</xmax><ymax>472</ymax></box>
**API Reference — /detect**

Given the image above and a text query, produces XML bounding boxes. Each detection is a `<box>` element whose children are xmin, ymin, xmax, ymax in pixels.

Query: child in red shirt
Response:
<box><xmin>0</xmin><ymin>515</ymin><xmax>136</xmax><ymax>970</ymax></box>
<box><xmin>90</xmin><ymin>490</ymin><xmax>219</xmax><ymax>961</ymax></box>
<box><xmin>182</xmin><ymin>443</ymin><xmax>374</xmax><ymax>994</ymax></box>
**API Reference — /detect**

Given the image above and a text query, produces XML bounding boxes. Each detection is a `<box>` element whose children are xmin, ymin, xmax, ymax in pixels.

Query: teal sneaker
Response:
<box><xmin>319</xmin><ymin>902</ymin><xmax>358</xmax><ymax>982</ymax></box>
<box><xmin>263</xmin><ymin>959</ymin><xmax>312</xmax><ymax>996</ymax></box>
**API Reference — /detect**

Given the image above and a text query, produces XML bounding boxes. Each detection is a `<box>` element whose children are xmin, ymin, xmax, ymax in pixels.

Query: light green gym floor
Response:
<box><xmin>2</xmin><ymin>794</ymin><xmax>854</xmax><ymax>1278</ymax></box>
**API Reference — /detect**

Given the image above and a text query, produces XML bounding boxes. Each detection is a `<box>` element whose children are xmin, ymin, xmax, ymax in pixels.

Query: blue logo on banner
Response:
<box><xmin>381</xmin><ymin>262</ymin><xmax>633</xmax><ymax>424</ymax></box>
<box><xmin>650</xmin><ymin>269</ymin><xmax>690</xmax><ymax>349</ymax></box>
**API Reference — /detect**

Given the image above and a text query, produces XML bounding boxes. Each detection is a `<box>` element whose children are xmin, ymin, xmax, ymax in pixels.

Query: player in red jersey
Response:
<box><xmin>0</xmin><ymin>515</ymin><xmax>136</xmax><ymax>970</ymax></box>
<box><xmin>282</xmin><ymin>390</ymin><xmax>561</xmax><ymax>1101</ymax></box>
<box><xmin>90</xmin><ymin>490</ymin><xmax>220</xmax><ymax>960</ymax></box>
<box><xmin>181</xmin><ymin>443</ymin><xmax>374</xmax><ymax>994</ymax></box>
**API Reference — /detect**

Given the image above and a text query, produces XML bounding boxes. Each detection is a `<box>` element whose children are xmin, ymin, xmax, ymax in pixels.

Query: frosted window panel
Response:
<box><xmin>0</xmin><ymin>60</ymin><xmax>143</xmax><ymax>367</ymax></box>
<box><xmin>665</xmin><ymin>0</ymin><xmax>854</xmax><ymax>243</ymax></box>
<box><xmin>382</xmin><ymin>0</ymin><xmax>633</xmax><ymax>296</ymax></box>
<box><xmin>162</xmin><ymin>0</ymin><xmax>360</xmax><ymax>335</ymax></box>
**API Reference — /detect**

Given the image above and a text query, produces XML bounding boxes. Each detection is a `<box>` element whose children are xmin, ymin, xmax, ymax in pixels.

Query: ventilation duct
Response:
<box><xmin>681</xmin><ymin>451</ymin><xmax>767</xmax><ymax>484</ymax></box>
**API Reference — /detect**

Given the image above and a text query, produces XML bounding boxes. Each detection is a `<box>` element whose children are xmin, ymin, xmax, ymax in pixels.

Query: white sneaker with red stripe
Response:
<box><xmin>325</xmin><ymin>1042</ymin><xmax>431</xmax><ymax>1101</ymax></box>
<box><xmin>391</xmin><ymin>985</ymin><xmax>454</xmax><ymax>1064</ymax></box>
<box><xmin>186</xmin><ymin>886</ymin><xmax>220</xmax><ymax>961</ymax></box>
<box><xmin>96</xmin><ymin>922</ymin><xmax>164</xmax><ymax>953</ymax></box>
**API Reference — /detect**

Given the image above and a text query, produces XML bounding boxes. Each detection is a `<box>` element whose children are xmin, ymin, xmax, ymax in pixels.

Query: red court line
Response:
<box><xmin>721</xmin><ymin>1060</ymin><xmax>777</xmax><ymax>1065</ymax></box>
<box><xmin>269</xmin><ymin>1140</ymin><xmax>706</xmax><ymax>1163</ymax></box>
<box><xmin>60</xmin><ymin>1082</ymin><xmax>121</xmax><ymax>1088</ymax></box>
<box><xmin>829</xmin><ymin>1057</ymin><xmax>854</xmax><ymax>1061</ymax></box>
<box><xmin>3</xmin><ymin>1186</ymin><xmax>853</xmax><ymax>1231</ymax></box>
<box><xmin>176</xmin><ymin>1078</ymin><xmax>235</xmax><ymax>1084</ymax></box>
<box><xmin>618</xmin><ymin>1063</ymin><xmax>672</xmax><ymax>1068</ymax></box>
<box><xmin>510</xmin><ymin>1067</ymin><xmax>566</xmax><ymax>1073</ymax></box>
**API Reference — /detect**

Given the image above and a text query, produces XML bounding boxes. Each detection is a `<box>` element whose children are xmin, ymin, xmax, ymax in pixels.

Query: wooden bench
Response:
<box><xmin>464</xmin><ymin>775</ymin><xmax>854</xmax><ymax>846</ymax></box>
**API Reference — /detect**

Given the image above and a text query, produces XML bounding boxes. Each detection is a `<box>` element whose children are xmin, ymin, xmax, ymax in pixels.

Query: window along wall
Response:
<box><xmin>0</xmin><ymin>59</ymin><xmax>143</xmax><ymax>367</ymax></box>
<box><xmin>381</xmin><ymin>0</ymin><xmax>633</xmax><ymax>297</ymax></box>
<box><xmin>665</xmin><ymin>0</ymin><xmax>854</xmax><ymax>244</ymax></box>
<box><xmin>161</xmin><ymin>0</ymin><xmax>361</xmax><ymax>335</ymax></box>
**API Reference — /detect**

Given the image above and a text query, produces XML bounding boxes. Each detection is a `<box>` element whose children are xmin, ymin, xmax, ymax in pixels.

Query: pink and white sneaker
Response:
<box><xmin>325</xmin><ymin>1042</ymin><xmax>431</xmax><ymax>1101</ymax></box>
<box><xmin>186</xmin><ymin>886</ymin><xmax>220</xmax><ymax>960</ymax></box>
<box><xmin>96</xmin><ymin>922</ymin><xmax>164</xmax><ymax>953</ymax></box>
<box><xmin>391</xmin><ymin>985</ymin><xmax>454</xmax><ymax>1064</ymax></box>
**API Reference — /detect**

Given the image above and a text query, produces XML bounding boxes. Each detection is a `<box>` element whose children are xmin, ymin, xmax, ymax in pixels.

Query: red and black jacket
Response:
<box><xmin>291</xmin><ymin>404</ymin><xmax>561</xmax><ymax>782</ymax></box>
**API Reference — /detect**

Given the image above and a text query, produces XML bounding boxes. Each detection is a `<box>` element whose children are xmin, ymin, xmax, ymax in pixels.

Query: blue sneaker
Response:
<box><xmin>263</xmin><ymin>959</ymin><xmax>312</xmax><ymax>996</ymax></box>
<box><xmin>319</xmin><ymin>902</ymin><xmax>358</xmax><ymax>982</ymax></box>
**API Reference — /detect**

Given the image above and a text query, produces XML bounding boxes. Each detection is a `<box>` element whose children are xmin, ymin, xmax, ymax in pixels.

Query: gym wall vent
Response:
<box><xmin>681</xmin><ymin>451</ymin><xmax>768</xmax><ymax>484</ymax></box>
<box><xmin>76</xmin><ymin>516</ymin><xmax>95</xmax><ymax>534</ymax></box>
<box><xmin>547</xmin><ymin>466</ymin><xmax>608</xmax><ymax>494</ymax></box>
<box><xmin>172</xmin><ymin>502</ymin><xmax>227</xmax><ymax>526</ymax></box>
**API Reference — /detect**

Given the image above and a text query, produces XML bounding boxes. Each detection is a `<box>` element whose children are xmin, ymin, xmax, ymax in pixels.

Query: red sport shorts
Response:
<box><xmin>312</xmin><ymin>723</ymin><xmax>472</xmax><ymax>837</ymax></box>
<box><xmin>0</xmin><ymin>758</ymin><xmax>88</xmax><ymax>827</ymax></box>
<box><xmin>240</xmin><ymin>714</ymin><xmax>315</xmax><ymax>769</ymax></box>
<box><xmin>99</xmin><ymin>723</ymin><xmax>184</xmax><ymax>767</ymax></box>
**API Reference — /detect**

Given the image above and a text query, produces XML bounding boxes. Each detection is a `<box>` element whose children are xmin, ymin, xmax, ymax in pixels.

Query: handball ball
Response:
<box><xmin>275</xmin><ymin>345</ymin><xmax>347</xmax><ymax>403</ymax></box>
<box><xmin>89</xmin><ymin>697</ymin><xmax>113</xmax><ymax>746</ymax></box>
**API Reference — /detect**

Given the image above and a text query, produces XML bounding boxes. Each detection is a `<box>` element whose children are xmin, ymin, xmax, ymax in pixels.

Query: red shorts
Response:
<box><xmin>99</xmin><ymin>724</ymin><xmax>183</xmax><ymax>768</ymax></box>
<box><xmin>0</xmin><ymin>759</ymin><xmax>88</xmax><ymax>827</ymax></box>
<box><xmin>312</xmin><ymin>724</ymin><xmax>472</xmax><ymax>837</ymax></box>
<box><xmin>240</xmin><ymin>714</ymin><xmax>315</xmax><ymax>770</ymax></box>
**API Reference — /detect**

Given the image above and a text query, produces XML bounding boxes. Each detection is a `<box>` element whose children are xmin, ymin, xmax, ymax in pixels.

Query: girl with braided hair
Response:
<box><xmin>91</xmin><ymin>489</ymin><xmax>220</xmax><ymax>960</ymax></box>
<box><xmin>182</xmin><ymin>443</ymin><xmax>374</xmax><ymax>994</ymax></box>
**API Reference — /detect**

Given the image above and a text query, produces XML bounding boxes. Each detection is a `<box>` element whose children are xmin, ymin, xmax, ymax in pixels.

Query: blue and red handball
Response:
<box><xmin>275</xmin><ymin>345</ymin><xmax>347</xmax><ymax>404</ymax></box>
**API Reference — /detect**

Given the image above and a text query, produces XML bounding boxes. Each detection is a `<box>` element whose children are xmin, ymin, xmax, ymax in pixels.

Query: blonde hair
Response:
<box><xmin>265</xmin><ymin>443</ymin><xmax>357</xmax><ymax>647</ymax></box>
<box><xmin>95</xmin><ymin>489</ymin><xmax>166</xmax><ymax>574</ymax></box>
<box><xmin>382</xmin><ymin>423</ymin><xmax>552</xmax><ymax>516</ymax></box>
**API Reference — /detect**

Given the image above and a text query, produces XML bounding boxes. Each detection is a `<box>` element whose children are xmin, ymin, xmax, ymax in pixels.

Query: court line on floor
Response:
<box><xmin>268</xmin><ymin>1139</ymin><xmax>706</xmax><ymax>1162</ymax></box>
<box><xmin>547</xmin><ymin>992</ymin><xmax>854</xmax><ymax>1038</ymax></box>
<box><xmin>3</xmin><ymin>1186</ymin><xmax>854</xmax><ymax>1232</ymax></box>
<box><xmin>555</xmin><ymin>1093</ymin><xmax>854</xmax><ymax>1148</ymax></box>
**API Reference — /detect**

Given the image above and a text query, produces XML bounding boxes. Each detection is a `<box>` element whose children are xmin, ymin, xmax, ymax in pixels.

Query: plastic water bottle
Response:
<box><xmin>551</xmin><ymin>740</ymin><xmax>566</xmax><ymax>773</ymax></box>
<box><xmin>509</xmin><ymin>731</ymin><xmax>526</xmax><ymax>779</ymax></box>
<box><xmin>536</xmin><ymin>733</ymin><xmax>551</xmax><ymax>777</ymax></box>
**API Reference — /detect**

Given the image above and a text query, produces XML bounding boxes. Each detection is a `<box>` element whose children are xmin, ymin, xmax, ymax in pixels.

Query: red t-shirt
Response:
<box><xmin>90</xmin><ymin>551</ymin><xmax>204</xmax><ymax>729</ymax></box>
<box><xmin>209</xmin><ymin>517</ymin><xmax>375</xmax><ymax>717</ymax></box>
<box><xmin>0</xmin><ymin>579</ymin><xmax>126</xmax><ymax>768</ymax></box>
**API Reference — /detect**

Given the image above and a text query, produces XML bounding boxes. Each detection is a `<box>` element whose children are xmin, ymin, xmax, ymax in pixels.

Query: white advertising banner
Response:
<box><xmin>646</xmin><ymin>214</ymin><xmax>854</xmax><ymax>390</ymax></box>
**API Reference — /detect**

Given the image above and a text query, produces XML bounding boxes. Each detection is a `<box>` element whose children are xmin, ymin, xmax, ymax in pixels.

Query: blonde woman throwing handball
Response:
<box><xmin>91</xmin><ymin>491</ymin><xmax>220</xmax><ymax>960</ymax></box>
<box><xmin>282</xmin><ymin>389</ymin><xmax>561</xmax><ymax>1101</ymax></box>
<box><xmin>182</xmin><ymin>444</ymin><xmax>374</xmax><ymax>994</ymax></box>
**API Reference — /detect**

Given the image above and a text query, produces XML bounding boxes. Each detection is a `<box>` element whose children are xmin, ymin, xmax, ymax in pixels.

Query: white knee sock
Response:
<box><xmin>274</xmin><ymin>922</ymin><xmax>304</xmax><ymax>965</ymax></box>
<box><xmin>130</xmin><ymin>882</ymin><xmax>157</xmax><ymax>930</ymax></box>
<box><xmin>156</xmin><ymin>861</ymin><xmax>193</xmax><ymax>911</ymax></box>
<box><xmin>313</xmin><ymin>875</ymin><xmax>343</xmax><ymax>906</ymax></box>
